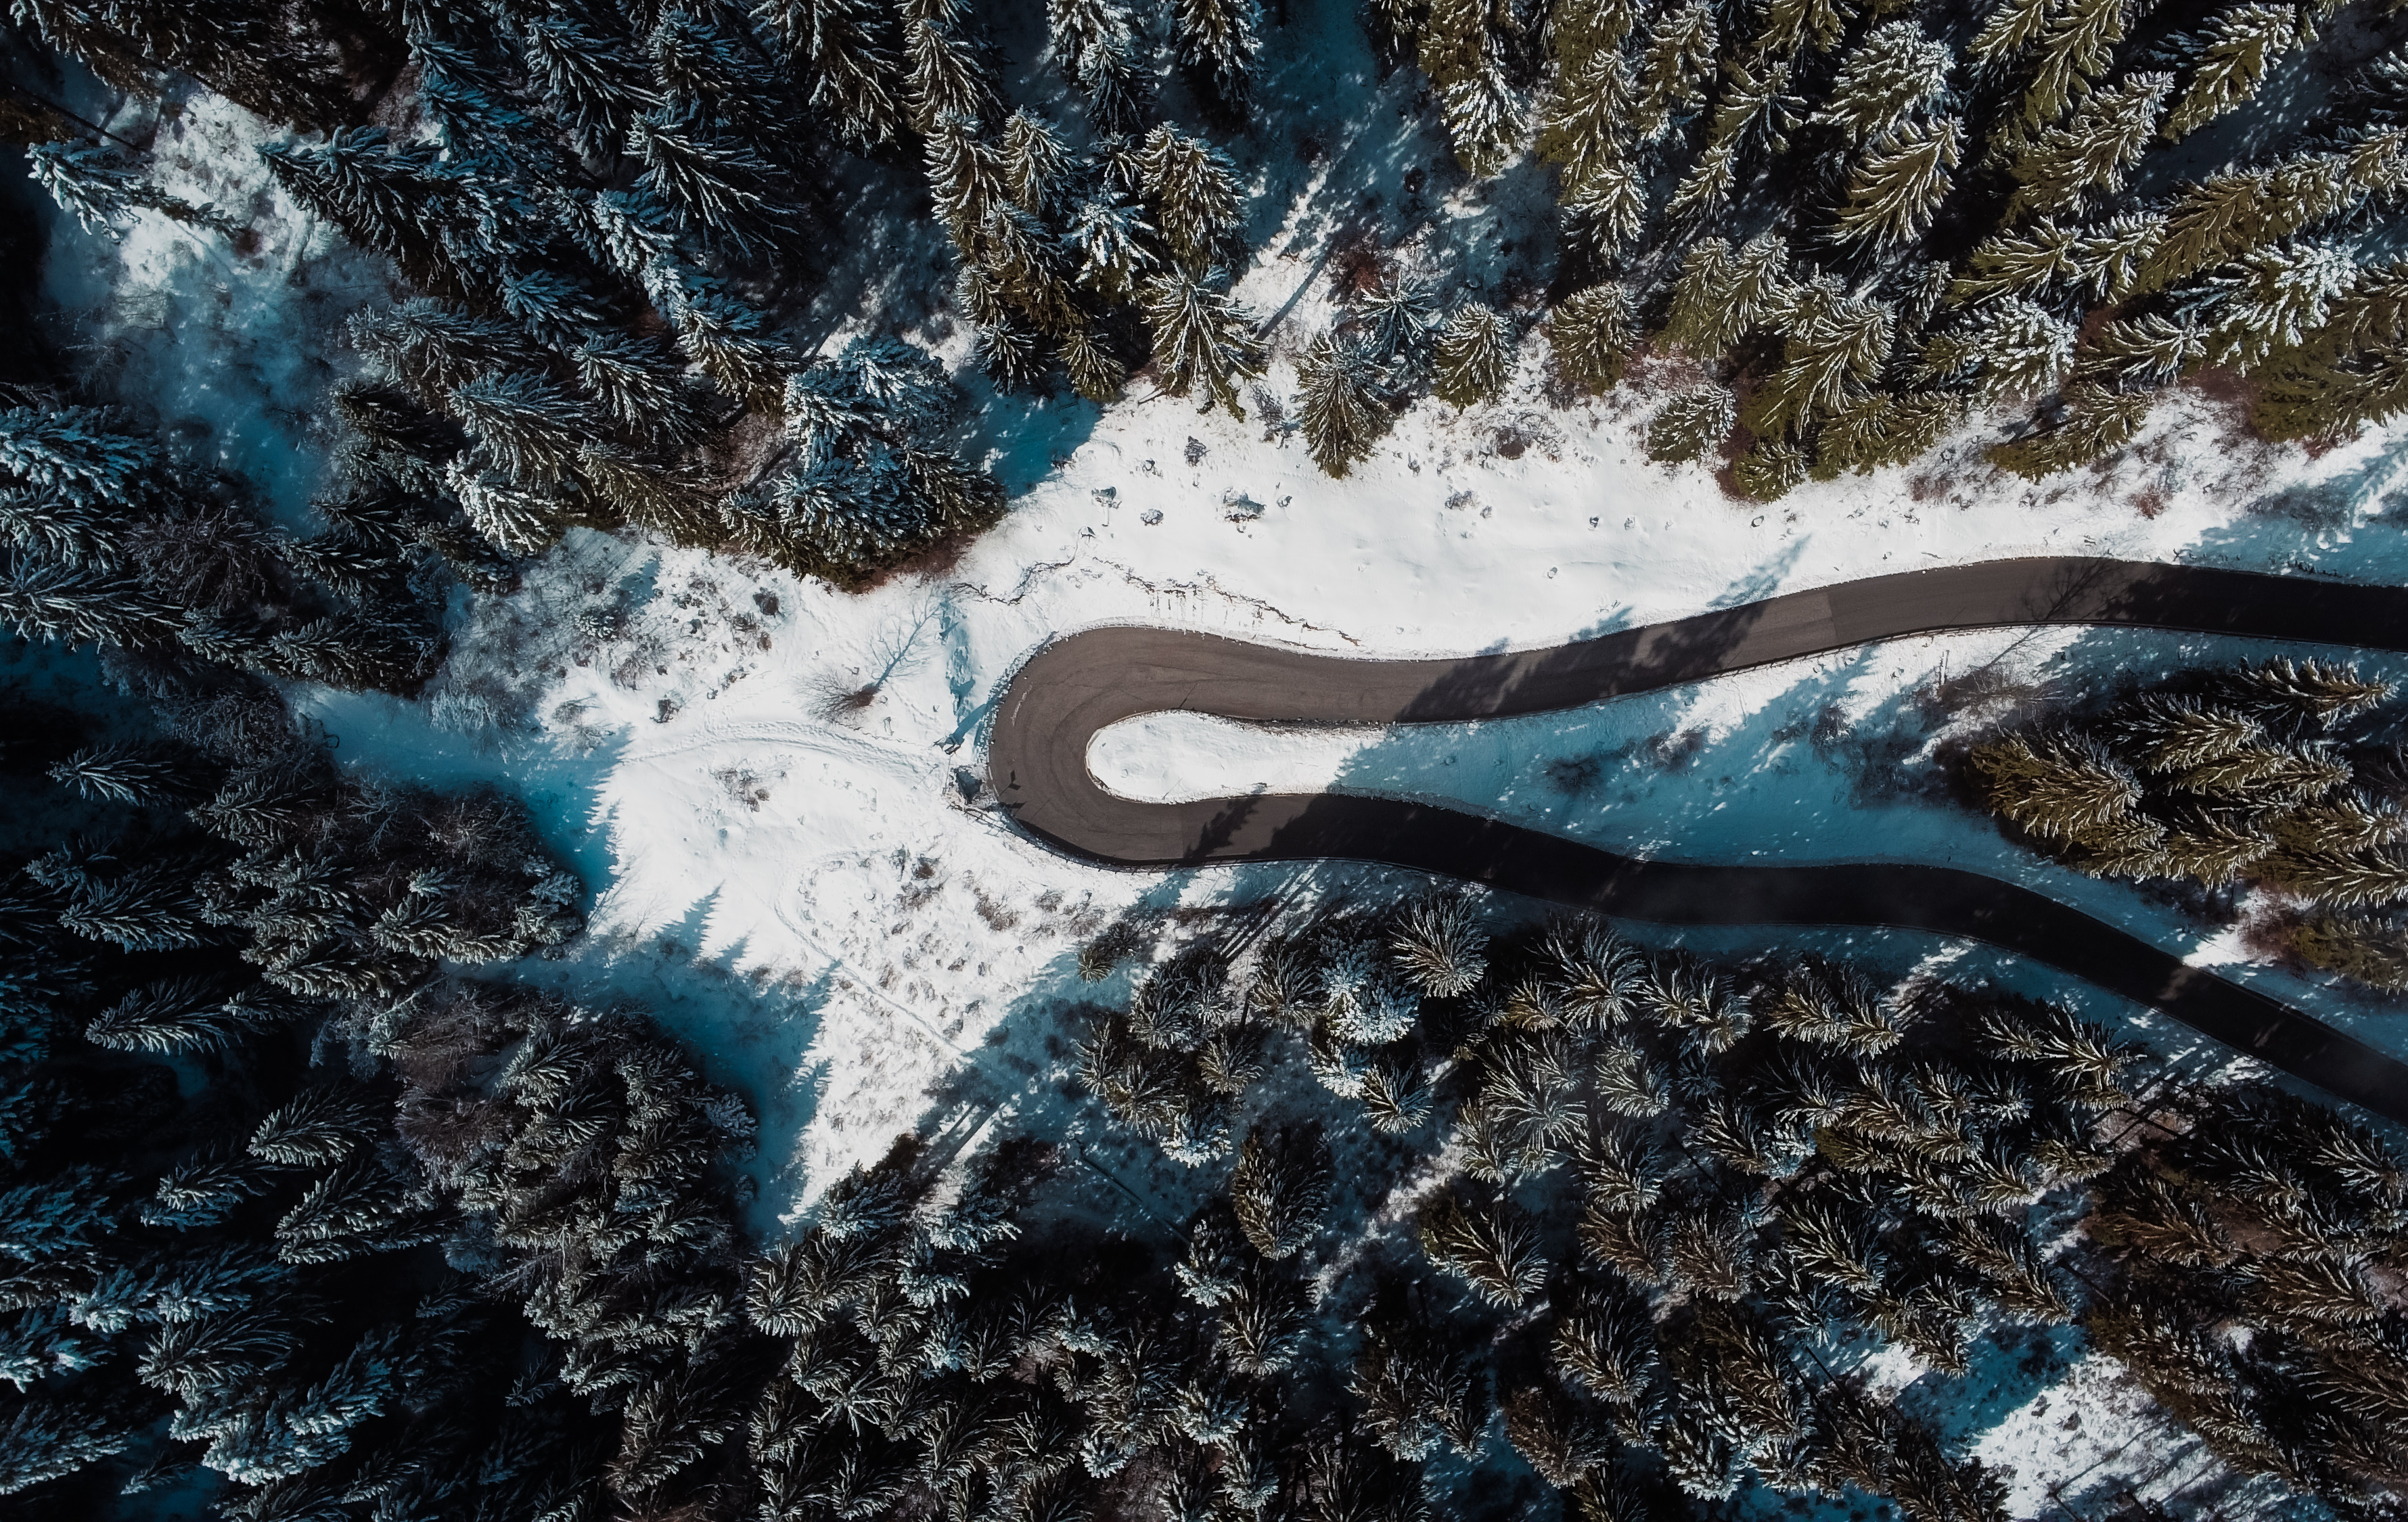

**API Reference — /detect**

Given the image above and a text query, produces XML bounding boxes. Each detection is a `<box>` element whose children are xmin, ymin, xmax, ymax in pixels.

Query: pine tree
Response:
<box><xmin>1066</xmin><ymin>194</ymin><xmax>1160</xmax><ymax>300</ymax></box>
<box><xmin>1138</xmin><ymin>127</ymin><xmax>1242</xmax><ymax>275</ymax></box>
<box><xmin>445</xmin><ymin>460</ymin><xmax>566</xmax><ymax>559</ymax></box>
<box><xmin>1296</xmin><ymin>331</ymin><xmax>1390</xmax><ymax>476</ymax></box>
<box><xmin>0</xmin><ymin>406</ymin><xmax>156</xmax><ymax>494</ymax></box>
<box><xmin>1921</xmin><ymin>298</ymin><xmax>2075</xmax><ymax>402</ymax></box>
<box><xmin>1423</xmin><ymin>301</ymin><xmax>1509</xmax><ymax>409</ymax></box>
<box><xmin>1419</xmin><ymin>1192</ymin><xmax>1547</xmax><ymax>1308</ymax></box>
<box><xmin>998</xmin><ymin>108</ymin><xmax>1070</xmax><ymax>215</ymax></box>
<box><xmin>1229</xmin><ymin>1124</ymin><xmax>1332</xmax><ymax>1259</ymax></box>
<box><xmin>445</xmin><ymin>373</ymin><xmax>595</xmax><ymax>484</ymax></box>
<box><xmin>574</xmin><ymin>335</ymin><xmax>714</xmax><ymax>445</ymax></box>
<box><xmin>2003</xmin><ymin>69</ymin><xmax>2177</xmax><ymax>220</ymax></box>
<box><xmin>520</xmin><ymin>11</ymin><xmax>660</xmax><ymax>160</ymax></box>
<box><xmin>1141</xmin><ymin>269</ymin><xmax>1264</xmax><ymax>417</ymax></box>
<box><xmin>1746</xmin><ymin>294</ymin><xmax>1894</xmax><ymax>439</ymax></box>
<box><xmin>674</xmin><ymin>292</ymin><xmax>795</xmax><ymax>410</ymax></box>
<box><xmin>1049</xmin><ymin>0</ymin><xmax>1148</xmax><ymax>131</ymax></box>
<box><xmin>1388</xmin><ymin>892</ymin><xmax>1487</xmax><ymax>994</ymax></box>
<box><xmin>901</xmin><ymin>0</ymin><xmax>999</xmax><ymax>134</ymax></box>
<box><xmin>2264</xmin><ymin>846</ymin><xmax>2408</xmax><ymax>909</ymax></box>
<box><xmin>49</xmin><ymin>743</ymin><xmax>202</xmax><ymax>805</ymax></box>
<box><xmin>1986</xmin><ymin>382</ymin><xmax>2152</xmax><ymax>476</ymax></box>
<box><xmin>1176</xmin><ymin>0</ymin><xmax>1263</xmax><ymax>112</ymax></box>
<box><xmin>1833</xmin><ymin>117</ymin><xmax>1961</xmax><ymax>247</ymax></box>
<box><xmin>2202</xmin><ymin>242</ymin><xmax>2357</xmax><ymax>366</ymax></box>
<box><xmin>1813</xmin><ymin>20</ymin><xmax>1951</xmax><ymax>143</ymax></box>
<box><xmin>1539</xmin><ymin>45</ymin><xmax>1633</xmax><ymax>200</ymax></box>
<box><xmin>2012</xmin><ymin>0</ymin><xmax>2141</xmax><ymax>132</ymax></box>
<box><xmin>1633</xmin><ymin>0</ymin><xmax>1717</xmax><ymax>140</ymax></box>
<box><xmin>2164</xmin><ymin>5</ymin><xmax>2306</xmax><ymax>140</ymax></box>
<box><xmin>1549</xmin><ymin>284</ymin><xmax>1636</xmax><ymax>392</ymax></box>
<box><xmin>1059</xmin><ymin>324</ymin><xmax>1129</xmax><ymax>403</ymax></box>
<box><xmin>756</xmin><ymin>0</ymin><xmax>905</xmax><ymax>147</ymax></box>
<box><xmin>84</xmin><ymin>977</ymin><xmax>288</xmax><ymax>1054</ymax></box>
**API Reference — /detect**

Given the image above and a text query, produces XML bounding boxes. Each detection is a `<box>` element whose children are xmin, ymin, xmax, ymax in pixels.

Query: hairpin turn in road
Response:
<box><xmin>987</xmin><ymin>557</ymin><xmax>2408</xmax><ymax>1123</ymax></box>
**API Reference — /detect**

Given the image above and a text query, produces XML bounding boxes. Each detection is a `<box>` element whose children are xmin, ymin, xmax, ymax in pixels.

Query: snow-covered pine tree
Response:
<box><xmin>1137</xmin><ymin>126</ymin><xmax>1242</xmax><ymax>276</ymax></box>
<box><xmin>1549</xmin><ymin>283</ymin><xmax>1636</xmax><ymax>392</ymax></box>
<box><xmin>1756</xmin><ymin>0</ymin><xmax>1854</xmax><ymax>58</ymax></box>
<box><xmin>671</xmin><ymin>292</ymin><xmax>792</xmax><ymax>411</ymax></box>
<box><xmin>1645</xmin><ymin>385</ymin><xmax>1737</xmax><ymax>463</ymax></box>
<box><xmin>2007</xmin><ymin>0</ymin><xmax>2141</xmax><ymax>134</ymax></box>
<box><xmin>1813</xmin><ymin>19</ymin><xmax>1951</xmax><ymax>143</ymax></box>
<box><xmin>1058</xmin><ymin>324</ymin><xmax>1130</xmax><ymax>402</ymax></box>
<box><xmin>518</xmin><ymin>9</ymin><xmax>660</xmax><ymax>160</ymax></box>
<box><xmin>2163</xmin><ymin>4</ymin><xmax>2311</xmax><ymax>141</ymax></box>
<box><xmin>1745</xmin><ymin>292</ymin><xmax>1894</xmax><ymax>440</ymax></box>
<box><xmin>1920</xmin><ymin>297</ymin><xmax>2076</xmax><ymax>403</ymax></box>
<box><xmin>2004</xmin><ymin>71</ymin><xmax>2173</xmax><ymax>222</ymax></box>
<box><xmin>1000</xmin><ymin>108</ymin><xmax>1070</xmax><ymax>214</ymax></box>
<box><xmin>1419</xmin><ymin>1192</ymin><xmax>1547</xmax><ymax>1308</ymax></box>
<box><xmin>1229</xmin><ymin>1124</ymin><xmax>1332</xmax><ymax>1259</ymax></box>
<box><xmin>1140</xmin><ymin>268</ymin><xmax>1264</xmax><ymax>417</ymax></box>
<box><xmin>1537</xmin><ymin>40</ymin><xmax>1632</xmax><ymax>202</ymax></box>
<box><xmin>1432</xmin><ymin>302</ymin><xmax>1511</xmax><ymax>408</ymax></box>
<box><xmin>1666</xmin><ymin>50</ymin><xmax>1799</xmax><ymax>218</ymax></box>
<box><xmin>901</xmin><ymin>0</ymin><xmax>999</xmax><ymax>134</ymax></box>
<box><xmin>2201</xmin><ymin>241</ymin><xmax>2358</xmax><ymax>367</ymax></box>
<box><xmin>1175</xmin><ymin>0</ymin><xmax>1263</xmax><ymax>115</ymax></box>
<box><xmin>1633</xmin><ymin>0</ymin><xmax>1717</xmax><ymax>142</ymax></box>
<box><xmin>445</xmin><ymin>373</ymin><xmax>595</xmax><ymax>482</ymax></box>
<box><xmin>1389</xmin><ymin>892</ymin><xmax>1488</xmax><ymax>995</ymax></box>
<box><xmin>1986</xmin><ymin>382</ymin><xmax>2152</xmax><ymax>476</ymax></box>
<box><xmin>1832</xmin><ymin>116</ymin><xmax>1961</xmax><ymax>247</ymax></box>
<box><xmin>628</xmin><ymin>114</ymin><xmax>784</xmax><ymax>254</ymax></box>
<box><xmin>0</xmin><ymin>406</ymin><xmax>156</xmax><ymax>495</ymax></box>
<box><xmin>1296</xmin><ymin>331</ymin><xmax>1388</xmax><ymax>476</ymax></box>
<box><xmin>48</xmin><ymin>742</ymin><xmax>202</xmax><ymax>805</ymax></box>
<box><xmin>1413</xmin><ymin>0</ymin><xmax>1518</xmax><ymax>175</ymax></box>
<box><xmin>756</xmin><ymin>0</ymin><xmax>907</xmax><ymax>147</ymax></box>
<box><xmin>1048</xmin><ymin>0</ymin><xmax>1149</xmax><ymax>131</ymax></box>
<box><xmin>1065</xmin><ymin>193</ymin><xmax>1160</xmax><ymax>300</ymax></box>
<box><xmin>2229</xmin><ymin>655</ymin><xmax>2395</xmax><ymax>727</ymax></box>
<box><xmin>573</xmin><ymin>333</ymin><xmax>714</xmax><ymax>445</ymax></box>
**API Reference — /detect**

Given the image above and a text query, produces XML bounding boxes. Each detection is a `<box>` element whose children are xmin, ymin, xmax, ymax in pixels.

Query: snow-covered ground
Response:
<box><xmin>21</xmin><ymin>45</ymin><xmax>2408</xmax><ymax>1519</ymax></box>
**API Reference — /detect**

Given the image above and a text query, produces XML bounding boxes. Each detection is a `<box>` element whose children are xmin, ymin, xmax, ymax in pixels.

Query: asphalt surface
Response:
<box><xmin>988</xmin><ymin>557</ymin><xmax>2408</xmax><ymax>1123</ymax></box>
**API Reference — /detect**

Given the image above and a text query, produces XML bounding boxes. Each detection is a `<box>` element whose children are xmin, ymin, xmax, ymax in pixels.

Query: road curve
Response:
<box><xmin>986</xmin><ymin>557</ymin><xmax>2408</xmax><ymax>1123</ymax></box>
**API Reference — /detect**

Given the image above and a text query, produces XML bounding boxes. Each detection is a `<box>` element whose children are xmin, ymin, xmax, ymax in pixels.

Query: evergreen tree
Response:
<box><xmin>1176</xmin><ymin>0</ymin><xmax>1263</xmax><ymax>114</ymax></box>
<box><xmin>1137</xmin><ymin>127</ymin><xmax>1242</xmax><ymax>276</ymax></box>
<box><xmin>1645</xmin><ymin>386</ymin><xmax>1736</xmax><ymax>463</ymax></box>
<box><xmin>519</xmin><ymin>10</ymin><xmax>660</xmax><ymax>160</ymax></box>
<box><xmin>628</xmin><ymin>115</ymin><xmax>786</xmax><ymax>254</ymax></box>
<box><xmin>756</xmin><ymin>0</ymin><xmax>907</xmax><ymax>147</ymax></box>
<box><xmin>1419</xmin><ymin>1192</ymin><xmax>1547</xmax><ymax>1308</ymax></box>
<box><xmin>1549</xmin><ymin>284</ymin><xmax>1636</xmax><ymax>392</ymax></box>
<box><xmin>1141</xmin><ymin>269</ymin><xmax>1265</xmax><ymax>417</ymax></box>
<box><xmin>1634</xmin><ymin>0</ymin><xmax>1718</xmax><ymax>140</ymax></box>
<box><xmin>1049</xmin><ymin>0</ymin><xmax>1149</xmax><ymax>131</ymax></box>
<box><xmin>574</xmin><ymin>333</ymin><xmax>715</xmax><ymax>445</ymax></box>
<box><xmin>1229</xmin><ymin>1124</ymin><xmax>1332</xmax><ymax>1259</ymax></box>
<box><xmin>446</xmin><ymin>373</ymin><xmax>596</xmax><ymax>484</ymax></box>
<box><xmin>2004</xmin><ymin>72</ymin><xmax>2173</xmax><ymax>221</ymax></box>
<box><xmin>1813</xmin><ymin>20</ymin><xmax>1951</xmax><ymax>143</ymax></box>
<box><xmin>1296</xmin><ymin>331</ymin><xmax>1390</xmax><ymax>476</ymax></box>
<box><xmin>1833</xmin><ymin>117</ymin><xmax>1961</xmax><ymax>247</ymax></box>
<box><xmin>1432</xmin><ymin>302</ymin><xmax>1510</xmax><ymax>408</ymax></box>
<box><xmin>2202</xmin><ymin>242</ymin><xmax>2357</xmax><ymax>366</ymax></box>
<box><xmin>2163</xmin><ymin>4</ymin><xmax>2307</xmax><ymax>140</ymax></box>
<box><xmin>901</xmin><ymin>0</ymin><xmax>999</xmax><ymax>134</ymax></box>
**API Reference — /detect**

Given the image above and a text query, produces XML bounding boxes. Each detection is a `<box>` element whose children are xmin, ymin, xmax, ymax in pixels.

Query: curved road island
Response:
<box><xmin>988</xmin><ymin>557</ymin><xmax>2408</xmax><ymax>1124</ymax></box>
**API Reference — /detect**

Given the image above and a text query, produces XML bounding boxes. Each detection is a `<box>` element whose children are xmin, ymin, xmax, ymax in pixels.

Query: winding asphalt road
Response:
<box><xmin>987</xmin><ymin>557</ymin><xmax>2408</xmax><ymax>1124</ymax></box>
